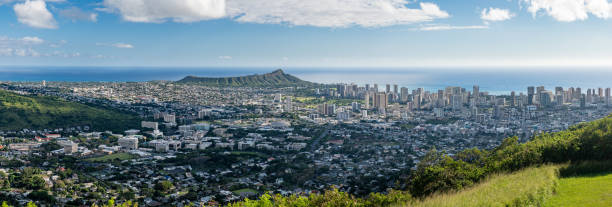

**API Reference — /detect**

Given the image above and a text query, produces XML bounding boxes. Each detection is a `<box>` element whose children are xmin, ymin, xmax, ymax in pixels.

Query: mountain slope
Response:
<box><xmin>176</xmin><ymin>69</ymin><xmax>314</xmax><ymax>87</ymax></box>
<box><xmin>0</xmin><ymin>89</ymin><xmax>140</xmax><ymax>132</ymax></box>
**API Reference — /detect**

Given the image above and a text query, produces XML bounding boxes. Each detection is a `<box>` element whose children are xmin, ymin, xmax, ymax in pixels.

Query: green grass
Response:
<box><xmin>233</xmin><ymin>188</ymin><xmax>258</xmax><ymax>195</ymax></box>
<box><xmin>407</xmin><ymin>165</ymin><xmax>561</xmax><ymax>207</ymax></box>
<box><xmin>544</xmin><ymin>173</ymin><xmax>612</xmax><ymax>207</ymax></box>
<box><xmin>85</xmin><ymin>153</ymin><xmax>137</xmax><ymax>162</ymax></box>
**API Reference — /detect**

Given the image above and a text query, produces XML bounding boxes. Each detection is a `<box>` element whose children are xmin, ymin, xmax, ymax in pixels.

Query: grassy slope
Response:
<box><xmin>0</xmin><ymin>89</ymin><xmax>140</xmax><ymax>132</ymax></box>
<box><xmin>408</xmin><ymin>165</ymin><xmax>560</xmax><ymax>207</ymax></box>
<box><xmin>545</xmin><ymin>173</ymin><xmax>612</xmax><ymax>207</ymax></box>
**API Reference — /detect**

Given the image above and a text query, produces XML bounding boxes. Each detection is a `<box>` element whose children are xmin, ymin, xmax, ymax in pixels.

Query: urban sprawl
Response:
<box><xmin>1</xmin><ymin>80</ymin><xmax>611</xmax><ymax>206</ymax></box>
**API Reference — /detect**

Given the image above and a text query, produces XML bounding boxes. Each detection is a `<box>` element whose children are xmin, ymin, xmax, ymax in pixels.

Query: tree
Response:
<box><xmin>154</xmin><ymin>180</ymin><xmax>174</xmax><ymax>196</ymax></box>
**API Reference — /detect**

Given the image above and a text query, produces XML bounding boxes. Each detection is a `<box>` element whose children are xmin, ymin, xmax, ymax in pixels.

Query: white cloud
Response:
<box><xmin>226</xmin><ymin>1</ymin><xmax>450</xmax><ymax>27</ymax></box>
<box><xmin>112</xmin><ymin>43</ymin><xmax>134</xmax><ymax>48</ymax></box>
<box><xmin>21</xmin><ymin>36</ymin><xmax>44</xmax><ymax>44</ymax></box>
<box><xmin>218</xmin><ymin>55</ymin><xmax>232</xmax><ymax>60</ymax></box>
<box><xmin>0</xmin><ymin>0</ymin><xmax>65</xmax><ymax>5</ymax></box>
<box><xmin>522</xmin><ymin>0</ymin><xmax>612</xmax><ymax>22</ymax></box>
<box><xmin>13</xmin><ymin>0</ymin><xmax>58</xmax><ymax>29</ymax></box>
<box><xmin>418</xmin><ymin>24</ymin><xmax>489</xmax><ymax>31</ymax></box>
<box><xmin>102</xmin><ymin>0</ymin><xmax>226</xmax><ymax>23</ymax></box>
<box><xmin>481</xmin><ymin>8</ymin><xmax>515</xmax><ymax>22</ymax></box>
<box><xmin>13</xmin><ymin>48</ymin><xmax>40</xmax><ymax>57</ymax></box>
<box><xmin>0</xmin><ymin>36</ymin><xmax>46</xmax><ymax>56</ymax></box>
<box><xmin>97</xmin><ymin>42</ymin><xmax>134</xmax><ymax>48</ymax></box>
<box><xmin>59</xmin><ymin>7</ymin><xmax>98</xmax><ymax>22</ymax></box>
<box><xmin>0</xmin><ymin>48</ymin><xmax>13</xmax><ymax>56</ymax></box>
<box><xmin>100</xmin><ymin>0</ymin><xmax>449</xmax><ymax>27</ymax></box>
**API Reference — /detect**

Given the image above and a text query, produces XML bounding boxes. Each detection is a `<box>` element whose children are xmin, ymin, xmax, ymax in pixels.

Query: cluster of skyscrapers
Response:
<box><xmin>325</xmin><ymin>83</ymin><xmax>612</xmax><ymax>115</ymax></box>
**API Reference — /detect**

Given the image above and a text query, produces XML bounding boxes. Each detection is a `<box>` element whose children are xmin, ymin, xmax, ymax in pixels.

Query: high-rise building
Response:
<box><xmin>400</xmin><ymin>87</ymin><xmax>409</xmax><ymax>102</ymax></box>
<box><xmin>373</xmin><ymin>84</ymin><xmax>379</xmax><ymax>92</ymax></box>
<box><xmin>374</xmin><ymin>92</ymin><xmax>387</xmax><ymax>111</ymax></box>
<box><xmin>606</xmin><ymin>88</ymin><xmax>611</xmax><ymax>105</ymax></box>
<box><xmin>587</xmin><ymin>89</ymin><xmax>593</xmax><ymax>103</ymax></box>
<box><xmin>473</xmin><ymin>85</ymin><xmax>480</xmax><ymax>102</ymax></box>
<box><xmin>364</xmin><ymin>93</ymin><xmax>370</xmax><ymax>109</ymax></box>
<box><xmin>365</xmin><ymin>84</ymin><xmax>370</xmax><ymax>91</ymax></box>
<box><xmin>555</xmin><ymin>87</ymin><xmax>563</xmax><ymax>95</ymax></box>
<box><xmin>527</xmin><ymin>86</ymin><xmax>535</xmax><ymax>105</ymax></box>
<box><xmin>536</xmin><ymin>86</ymin><xmax>545</xmax><ymax>103</ymax></box>
<box><xmin>393</xmin><ymin>84</ymin><xmax>398</xmax><ymax>94</ymax></box>
<box><xmin>386</xmin><ymin>84</ymin><xmax>391</xmax><ymax>93</ymax></box>
<box><xmin>540</xmin><ymin>90</ymin><xmax>553</xmax><ymax>107</ymax></box>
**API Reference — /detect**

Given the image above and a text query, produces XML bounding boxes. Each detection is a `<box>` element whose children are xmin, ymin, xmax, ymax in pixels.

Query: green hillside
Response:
<box><xmin>545</xmin><ymin>172</ymin><xmax>612</xmax><ymax>207</ymax></box>
<box><xmin>411</xmin><ymin>165</ymin><xmax>560</xmax><ymax>207</ymax></box>
<box><xmin>0</xmin><ymin>89</ymin><xmax>140</xmax><ymax>132</ymax></box>
<box><xmin>176</xmin><ymin>69</ymin><xmax>314</xmax><ymax>87</ymax></box>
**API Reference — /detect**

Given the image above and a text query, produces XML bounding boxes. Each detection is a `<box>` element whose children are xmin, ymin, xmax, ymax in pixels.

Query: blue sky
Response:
<box><xmin>1</xmin><ymin>0</ymin><xmax>612</xmax><ymax>68</ymax></box>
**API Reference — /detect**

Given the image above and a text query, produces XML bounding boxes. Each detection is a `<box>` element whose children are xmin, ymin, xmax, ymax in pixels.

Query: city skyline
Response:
<box><xmin>1</xmin><ymin>0</ymin><xmax>612</xmax><ymax>67</ymax></box>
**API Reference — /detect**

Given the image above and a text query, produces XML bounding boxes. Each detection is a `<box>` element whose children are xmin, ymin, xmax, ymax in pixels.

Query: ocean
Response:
<box><xmin>1</xmin><ymin>66</ymin><xmax>611</xmax><ymax>95</ymax></box>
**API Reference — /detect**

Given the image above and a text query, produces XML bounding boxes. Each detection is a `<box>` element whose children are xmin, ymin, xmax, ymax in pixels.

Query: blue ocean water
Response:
<box><xmin>1</xmin><ymin>66</ymin><xmax>611</xmax><ymax>95</ymax></box>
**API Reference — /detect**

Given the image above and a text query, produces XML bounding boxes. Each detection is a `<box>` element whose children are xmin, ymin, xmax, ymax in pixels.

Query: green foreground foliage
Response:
<box><xmin>0</xmin><ymin>89</ymin><xmax>140</xmax><ymax>132</ymax></box>
<box><xmin>228</xmin><ymin>188</ymin><xmax>413</xmax><ymax>207</ymax></box>
<box><xmin>410</xmin><ymin>116</ymin><xmax>612</xmax><ymax>197</ymax></box>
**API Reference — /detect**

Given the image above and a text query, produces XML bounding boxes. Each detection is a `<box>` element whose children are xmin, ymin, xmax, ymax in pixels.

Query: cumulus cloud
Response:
<box><xmin>418</xmin><ymin>24</ymin><xmax>489</xmax><ymax>31</ymax></box>
<box><xmin>59</xmin><ymin>7</ymin><xmax>98</xmax><ymax>22</ymax></box>
<box><xmin>100</xmin><ymin>0</ymin><xmax>449</xmax><ymax>27</ymax></box>
<box><xmin>522</xmin><ymin>0</ymin><xmax>612</xmax><ymax>22</ymax></box>
<box><xmin>226</xmin><ymin>1</ymin><xmax>450</xmax><ymax>27</ymax></box>
<box><xmin>481</xmin><ymin>8</ymin><xmax>515</xmax><ymax>22</ymax></box>
<box><xmin>218</xmin><ymin>55</ymin><xmax>232</xmax><ymax>60</ymax></box>
<box><xmin>13</xmin><ymin>0</ymin><xmax>58</xmax><ymax>29</ymax></box>
<box><xmin>102</xmin><ymin>0</ymin><xmax>226</xmax><ymax>23</ymax></box>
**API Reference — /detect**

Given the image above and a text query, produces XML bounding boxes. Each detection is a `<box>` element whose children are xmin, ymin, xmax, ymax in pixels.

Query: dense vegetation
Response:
<box><xmin>409</xmin><ymin>116</ymin><xmax>612</xmax><ymax>198</ymax></box>
<box><xmin>228</xmin><ymin>115</ymin><xmax>612</xmax><ymax>206</ymax></box>
<box><xmin>176</xmin><ymin>69</ymin><xmax>314</xmax><ymax>87</ymax></box>
<box><xmin>0</xmin><ymin>90</ymin><xmax>140</xmax><ymax>132</ymax></box>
